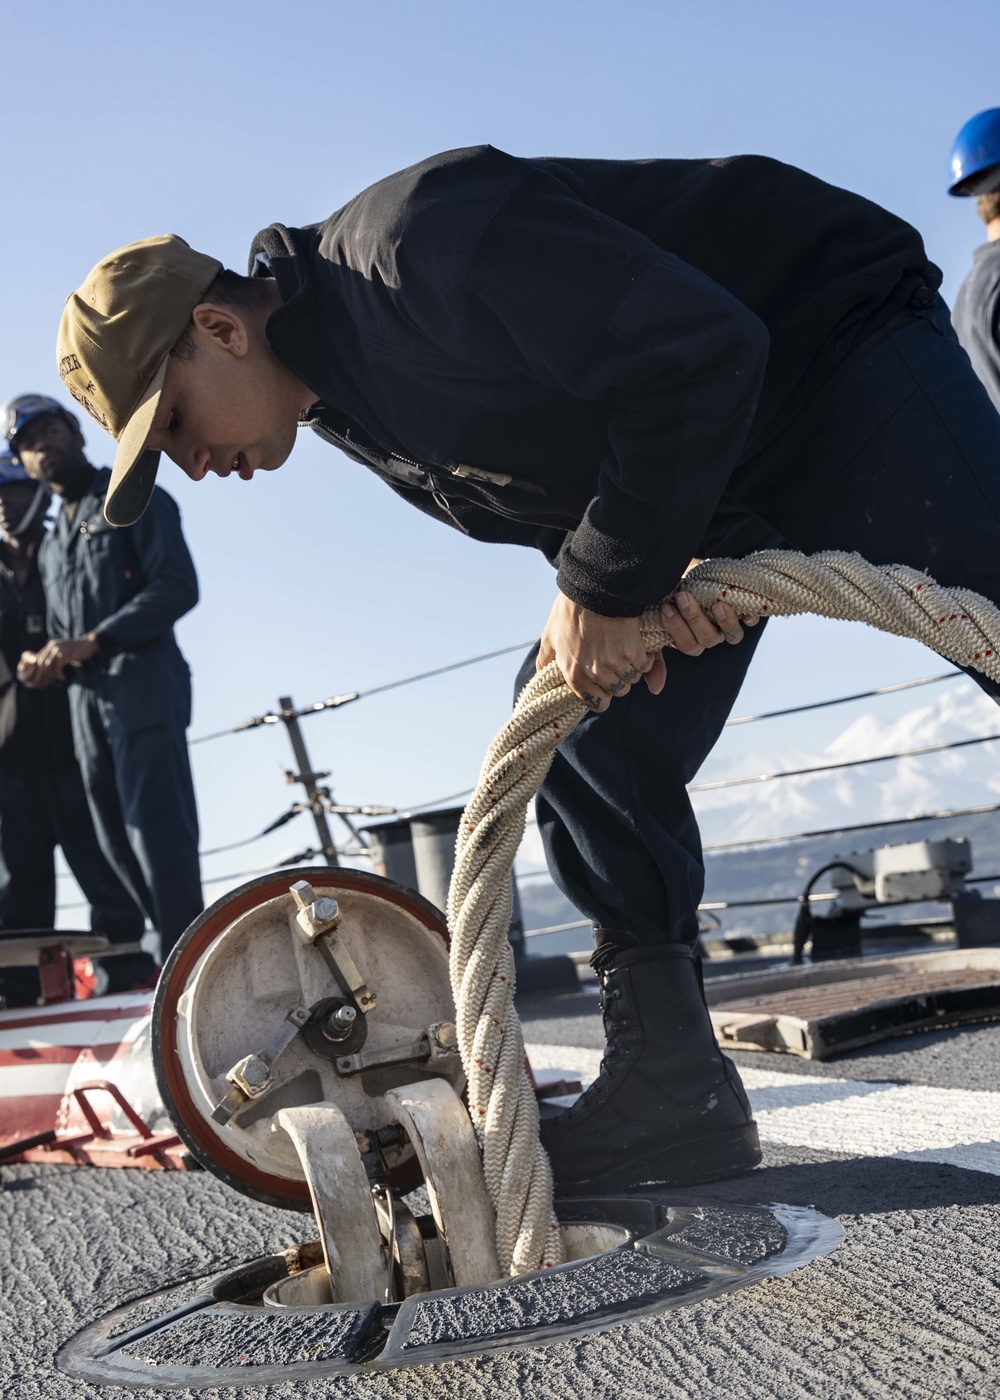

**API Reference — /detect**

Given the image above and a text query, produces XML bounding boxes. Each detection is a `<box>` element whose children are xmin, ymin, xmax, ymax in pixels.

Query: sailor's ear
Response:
<box><xmin>190</xmin><ymin>304</ymin><xmax>249</xmax><ymax>358</ymax></box>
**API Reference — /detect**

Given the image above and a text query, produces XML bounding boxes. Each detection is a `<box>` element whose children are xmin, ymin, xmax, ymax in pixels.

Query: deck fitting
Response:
<box><xmin>58</xmin><ymin>1198</ymin><xmax>841</xmax><ymax>1387</ymax></box>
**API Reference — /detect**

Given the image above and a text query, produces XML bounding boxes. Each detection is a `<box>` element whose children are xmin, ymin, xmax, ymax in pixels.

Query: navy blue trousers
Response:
<box><xmin>69</xmin><ymin>689</ymin><xmax>203</xmax><ymax>963</ymax></box>
<box><xmin>0</xmin><ymin>764</ymin><xmax>146</xmax><ymax>1003</ymax></box>
<box><xmin>0</xmin><ymin>765</ymin><xmax>144</xmax><ymax>936</ymax></box>
<box><xmin>522</xmin><ymin>300</ymin><xmax>1000</xmax><ymax>945</ymax></box>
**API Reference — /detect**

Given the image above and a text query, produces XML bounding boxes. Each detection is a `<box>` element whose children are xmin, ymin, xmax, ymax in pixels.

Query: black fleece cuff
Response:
<box><xmin>92</xmin><ymin>629</ymin><xmax>122</xmax><ymax>659</ymax></box>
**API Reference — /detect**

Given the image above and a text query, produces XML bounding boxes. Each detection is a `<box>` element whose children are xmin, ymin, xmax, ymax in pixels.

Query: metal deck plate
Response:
<box><xmin>57</xmin><ymin>1200</ymin><xmax>842</xmax><ymax>1387</ymax></box>
<box><xmin>707</xmin><ymin>947</ymin><xmax>1000</xmax><ymax>1058</ymax></box>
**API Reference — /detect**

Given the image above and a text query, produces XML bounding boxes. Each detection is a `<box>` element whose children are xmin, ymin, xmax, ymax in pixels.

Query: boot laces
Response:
<box><xmin>590</xmin><ymin>944</ymin><xmax>631</xmax><ymax>1068</ymax></box>
<box><xmin>556</xmin><ymin>968</ymin><xmax>630</xmax><ymax>1122</ymax></box>
<box><xmin>599</xmin><ymin>975</ymin><xmax>630</xmax><ymax>1070</ymax></box>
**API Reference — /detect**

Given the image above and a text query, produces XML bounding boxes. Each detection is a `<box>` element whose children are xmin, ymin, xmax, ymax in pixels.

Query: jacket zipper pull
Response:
<box><xmin>448</xmin><ymin>462</ymin><xmax>545</xmax><ymax>496</ymax></box>
<box><xmin>432</xmin><ymin>490</ymin><xmax>469</xmax><ymax>534</ymax></box>
<box><xmin>450</xmin><ymin>462</ymin><xmax>514</xmax><ymax>487</ymax></box>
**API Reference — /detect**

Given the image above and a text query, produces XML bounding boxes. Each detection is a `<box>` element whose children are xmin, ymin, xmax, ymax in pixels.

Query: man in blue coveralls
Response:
<box><xmin>6</xmin><ymin>395</ymin><xmax>203</xmax><ymax>968</ymax></box>
<box><xmin>0</xmin><ymin>449</ymin><xmax>145</xmax><ymax>1005</ymax></box>
<box><xmin>949</xmin><ymin>108</ymin><xmax>1000</xmax><ymax>412</ymax></box>
<box><xmin>56</xmin><ymin>147</ymin><xmax>1000</xmax><ymax>1195</ymax></box>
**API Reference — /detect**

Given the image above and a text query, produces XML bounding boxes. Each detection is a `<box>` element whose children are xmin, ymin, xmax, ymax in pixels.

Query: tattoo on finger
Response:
<box><xmin>581</xmin><ymin>691</ymin><xmax>604</xmax><ymax>711</ymax></box>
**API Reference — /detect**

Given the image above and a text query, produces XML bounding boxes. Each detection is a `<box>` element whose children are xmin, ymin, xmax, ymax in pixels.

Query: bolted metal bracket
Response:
<box><xmin>290</xmin><ymin>881</ymin><xmax>376</xmax><ymax>1015</ymax></box>
<box><xmin>334</xmin><ymin>1021</ymin><xmax>459</xmax><ymax>1077</ymax></box>
<box><xmin>211</xmin><ymin>1006</ymin><xmax>311</xmax><ymax>1126</ymax></box>
<box><xmin>290</xmin><ymin>880</ymin><xmax>342</xmax><ymax>936</ymax></box>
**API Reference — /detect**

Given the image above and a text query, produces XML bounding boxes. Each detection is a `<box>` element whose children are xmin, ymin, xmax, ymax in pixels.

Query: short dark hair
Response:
<box><xmin>170</xmin><ymin>269</ymin><xmax>273</xmax><ymax>361</ymax></box>
<box><xmin>977</xmin><ymin>191</ymin><xmax>1000</xmax><ymax>225</ymax></box>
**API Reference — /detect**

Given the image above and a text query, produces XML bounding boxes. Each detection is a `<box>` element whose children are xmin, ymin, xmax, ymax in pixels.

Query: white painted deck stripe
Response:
<box><xmin>525</xmin><ymin>1043</ymin><xmax>1000</xmax><ymax>1178</ymax></box>
<box><xmin>0</xmin><ymin>992</ymin><xmax>153</xmax><ymax>1027</ymax></box>
<box><xmin>0</xmin><ymin>1013</ymin><xmax>149</xmax><ymax>1054</ymax></box>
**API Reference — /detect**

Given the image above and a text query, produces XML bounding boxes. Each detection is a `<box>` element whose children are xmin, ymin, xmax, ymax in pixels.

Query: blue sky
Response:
<box><xmin>3</xmin><ymin>1</ymin><xmax>999</xmax><ymax>918</ymax></box>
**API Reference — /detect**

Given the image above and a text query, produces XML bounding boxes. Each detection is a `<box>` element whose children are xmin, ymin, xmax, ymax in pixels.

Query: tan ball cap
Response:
<box><xmin>57</xmin><ymin>235</ymin><xmax>223</xmax><ymax>526</ymax></box>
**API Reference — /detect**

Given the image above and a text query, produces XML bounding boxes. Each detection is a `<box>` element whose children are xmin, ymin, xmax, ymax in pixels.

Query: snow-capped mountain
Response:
<box><xmin>516</xmin><ymin>681</ymin><xmax>1000</xmax><ymax>868</ymax></box>
<box><xmin>692</xmin><ymin>681</ymin><xmax>1000</xmax><ymax>847</ymax></box>
<box><xmin>514</xmin><ymin>680</ymin><xmax>1000</xmax><ymax>945</ymax></box>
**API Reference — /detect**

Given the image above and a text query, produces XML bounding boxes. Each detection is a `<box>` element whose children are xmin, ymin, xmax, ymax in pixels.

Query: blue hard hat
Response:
<box><xmin>1</xmin><ymin>393</ymin><xmax>75</xmax><ymax>449</ymax></box>
<box><xmin>949</xmin><ymin>108</ymin><xmax>1000</xmax><ymax>196</ymax></box>
<box><xmin>0</xmin><ymin>450</ymin><xmax>32</xmax><ymax>486</ymax></box>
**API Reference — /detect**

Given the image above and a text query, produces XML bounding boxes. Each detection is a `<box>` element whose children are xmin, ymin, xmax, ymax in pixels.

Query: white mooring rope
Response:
<box><xmin>446</xmin><ymin>550</ymin><xmax>1000</xmax><ymax>1275</ymax></box>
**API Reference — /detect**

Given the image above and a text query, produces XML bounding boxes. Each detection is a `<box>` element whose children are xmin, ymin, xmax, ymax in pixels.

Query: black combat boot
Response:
<box><xmin>540</xmin><ymin>939</ymin><xmax>761</xmax><ymax>1194</ymax></box>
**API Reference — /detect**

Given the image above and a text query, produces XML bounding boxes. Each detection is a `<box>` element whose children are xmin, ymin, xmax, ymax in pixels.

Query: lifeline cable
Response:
<box><xmin>447</xmin><ymin>549</ymin><xmax>1000</xmax><ymax>1276</ymax></box>
<box><xmin>689</xmin><ymin>728</ymin><xmax>1000</xmax><ymax>792</ymax></box>
<box><xmin>188</xmin><ymin>640</ymin><xmax>536</xmax><ymax>744</ymax></box>
<box><xmin>723</xmin><ymin>668</ymin><xmax>959</xmax><ymax>727</ymax></box>
<box><xmin>196</xmin><ymin>686</ymin><xmax>983</xmax><ymax>861</ymax></box>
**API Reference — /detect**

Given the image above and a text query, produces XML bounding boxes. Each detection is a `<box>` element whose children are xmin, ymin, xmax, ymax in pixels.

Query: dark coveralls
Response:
<box><xmin>0</xmin><ymin>538</ymin><xmax>144</xmax><ymax>1002</ymax></box>
<box><xmin>953</xmin><ymin>242</ymin><xmax>1000</xmax><ymax>413</ymax></box>
<box><xmin>39</xmin><ymin>467</ymin><xmax>203</xmax><ymax>961</ymax></box>
<box><xmin>250</xmin><ymin>146</ymin><xmax>1000</xmax><ymax>947</ymax></box>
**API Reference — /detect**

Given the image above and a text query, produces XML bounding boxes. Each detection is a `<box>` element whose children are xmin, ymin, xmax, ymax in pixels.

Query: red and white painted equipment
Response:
<box><xmin>0</xmin><ymin>931</ymin><xmax>185</xmax><ymax>1172</ymax></box>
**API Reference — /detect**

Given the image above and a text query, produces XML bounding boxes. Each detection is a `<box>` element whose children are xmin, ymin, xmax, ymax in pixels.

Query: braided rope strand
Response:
<box><xmin>447</xmin><ymin>550</ymin><xmax>1000</xmax><ymax>1276</ymax></box>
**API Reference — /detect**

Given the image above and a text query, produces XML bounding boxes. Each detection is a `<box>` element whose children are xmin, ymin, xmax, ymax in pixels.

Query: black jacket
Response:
<box><xmin>39</xmin><ymin>468</ymin><xmax>198</xmax><ymax>731</ymax></box>
<box><xmin>251</xmin><ymin>145</ymin><xmax>939</xmax><ymax>616</ymax></box>
<box><xmin>0</xmin><ymin>539</ymin><xmax>76</xmax><ymax>774</ymax></box>
<box><xmin>953</xmin><ymin>242</ymin><xmax>1000</xmax><ymax>414</ymax></box>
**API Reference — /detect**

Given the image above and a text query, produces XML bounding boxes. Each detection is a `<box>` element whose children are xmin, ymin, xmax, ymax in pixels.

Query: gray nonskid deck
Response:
<box><xmin>3</xmin><ymin>987</ymin><xmax>1000</xmax><ymax>1399</ymax></box>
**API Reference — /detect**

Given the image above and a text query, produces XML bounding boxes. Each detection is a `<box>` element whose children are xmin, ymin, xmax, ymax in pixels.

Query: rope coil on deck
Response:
<box><xmin>446</xmin><ymin>550</ymin><xmax>1000</xmax><ymax>1275</ymax></box>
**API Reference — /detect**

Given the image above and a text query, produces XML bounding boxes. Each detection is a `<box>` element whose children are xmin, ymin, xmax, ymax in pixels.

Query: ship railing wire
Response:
<box><xmin>53</xmin><ymin>654</ymin><xmax>1000</xmax><ymax>915</ymax></box>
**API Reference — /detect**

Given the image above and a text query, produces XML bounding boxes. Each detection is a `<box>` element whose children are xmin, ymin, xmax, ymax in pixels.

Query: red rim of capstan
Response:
<box><xmin>153</xmin><ymin>866</ymin><xmax>450</xmax><ymax>1207</ymax></box>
